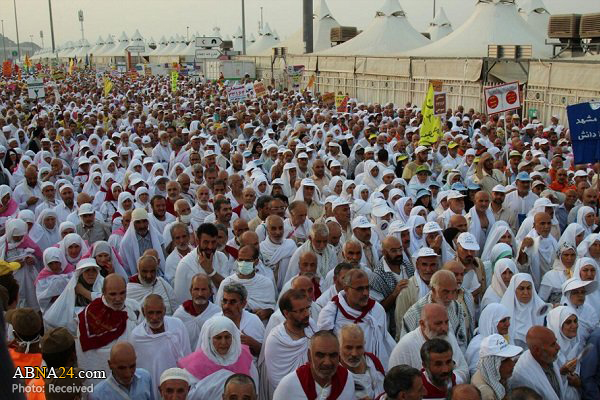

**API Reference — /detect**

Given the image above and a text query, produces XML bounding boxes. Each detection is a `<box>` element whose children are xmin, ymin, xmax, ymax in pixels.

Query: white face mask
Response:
<box><xmin>179</xmin><ymin>213</ymin><xmax>192</xmax><ymax>224</ymax></box>
<box><xmin>237</xmin><ymin>260</ymin><xmax>255</xmax><ymax>275</ymax></box>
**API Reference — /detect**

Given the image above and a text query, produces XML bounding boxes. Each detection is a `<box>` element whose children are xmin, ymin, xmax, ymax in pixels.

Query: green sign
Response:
<box><xmin>528</xmin><ymin>108</ymin><xmax>538</xmax><ymax>119</ymax></box>
<box><xmin>11</xmin><ymin>51</ymin><xmax>17</xmax><ymax>57</ymax></box>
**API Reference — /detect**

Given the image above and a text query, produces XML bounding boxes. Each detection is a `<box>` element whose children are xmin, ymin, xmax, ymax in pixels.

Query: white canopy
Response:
<box><xmin>428</xmin><ymin>7</ymin><xmax>453</xmax><ymax>41</ymax></box>
<box><xmin>272</xmin><ymin>0</ymin><xmax>340</xmax><ymax>55</ymax></box>
<box><xmin>75</xmin><ymin>39</ymin><xmax>92</xmax><ymax>59</ymax></box>
<box><xmin>318</xmin><ymin>0</ymin><xmax>429</xmax><ymax>56</ymax></box>
<box><xmin>149</xmin><ymin>36</ymin><xmax>169</xmax><ymax>56</ymax></box>
<box><xmin>232</xmin><ymin>27</ymin><xmax>244</xmax><ymax>52</ymax></box>
<box><xmin>405</xmin><ymin>0</ymin><xmax>552</xmax><ymax>58</ymax></box>
<box><xmin>96</xmin><ymin>34</ymin><xmax>116</xmax><ymax>56</ymax></box>
<box><xmin>171</xmin><ymin>35</ymin><xmax>189</xmax><ymax>56</ymax></box>
<box><xmin>246</xmin><ymin>23</ymin><xmax>280</xmax><ymax>55</ymax></box>
<box><xmin>89</xmin><ymin>36</ymin><xmax>105</xmax><ymax>56</ymax></box>
<box><xmin>518</xmin><ymin>0</ymin><xmax>550</xmax><ymax>37</ymax></box>
<box><xmin>156</xmin><ymin>36</ymin><xmax>178</xmax><ymax>56</ymax></box>
<box><xmin>100</xmin><ymin>32</ymin><xmax>129</xmax><ymax>57</ymax></box>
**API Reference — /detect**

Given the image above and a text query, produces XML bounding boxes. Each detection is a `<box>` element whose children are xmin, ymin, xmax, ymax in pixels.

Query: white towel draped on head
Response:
<box><xmin>522</xmin><ymin>229</ymin><xmax>558</xmax><ymax>288</ymax></box>
<box><xmin>467</xmin><ymin>206</ymin><xmax>496</xmax><ymax>250</ymax></box>
<box><xmin>572</xmin><ymin>257</ymin><xmax>600</xmax><ymax>308</ymax></box>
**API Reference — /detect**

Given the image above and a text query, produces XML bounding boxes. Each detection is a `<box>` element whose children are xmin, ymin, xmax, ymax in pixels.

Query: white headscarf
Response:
<box><xmin>561</xmin><ymin>277</ymin><xmax>599</xmax><ymax>341</ymax></box>
<box><xmin>406</xmin><ymin>215</ymin><xmax>425</xmax><ymax>256</ymax></box>
<box><xmin>361</xmin><ymin>160</ymin><xmax>382</xmax><ymax>192</ymax></box>
<box><xmin>547</xmin><ymin>306</ymin><xmax>581</xmax><ymax>368</ymax></box>
<box><xmin>500</xmin><ymin>273</ymin><xmax>548</xmax><ymax>345</ymax></box>
<box><xmin>199</xmin><ymin>316</ymin><xmax>242</xmax><ymax>366</ymax></box>
<box><xmin>394</xmin><ymin>197</ymin><xmax>412</xmax><ymax>224</ymax></box>
<box><xmin>483</xmin><ymin>258</ymin><xmax>517</xmax><ymax>304</ymax></box>
<box><xmin>36</xmin><ymin>209</ymin><xmax>61</xmax><ymax>251</ymax></box>
<box><xmin>577</xmin><ymin>206</ymin><xmax>597</xmax><ymax>235</ymax></box>
<box><xmin>0</xmin><ymin>218</ymin><xmax>28</xmax><ymax>259</ymax></box>
<box><xmin>58</xmin><ymin>233</ymin><xmax>89</xmax><ymax>265</ymax></box>
<box><xmin>134</xmin><ymin>187</ymin><xmax>150</xmax><ymax>211</ymax></box>
<box><xmin>558</xmin><ymin>223</ymin><xmax>585</xmax><ymax>249</ymax></box>
<box><xmin>577</xmin><ymin>233</ymin><xmax>600</xmax><ymax>260</ymax></box>
<box><xmin>480</xmin><ymin>221</ymin><xmax>515</xmax><ymax>264</ymax></box>
<box><xmin>82</xmin><ymin>172</ymin><xmax>102</xmax><ymax>196</ymax></box>
<box><xmin>572</xmin><ymin>257</ymin><xmax>600</xmax><ymax>309</ymax></box>
<box><xmin>281</xmin><ymin>163</ymin><xmax>297</xmax><ymax>198</ymax></box>
<box><xmin>91</xmin><ymin>241</ymin><xmax>128</xmax><ymax>278</ymax></box>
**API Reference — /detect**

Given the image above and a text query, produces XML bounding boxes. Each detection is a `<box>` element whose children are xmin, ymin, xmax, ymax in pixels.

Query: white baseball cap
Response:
<box><xmin>414</xmin><ymin>247</ymin><xmax>438</xmax><ymax>259</ymax></box>
<box><xmin>352</xmin><ymin>215</ymin><xmax>374</xmax><ymax>230</ymax></box>
<box><xmin>534</xmin><ymin>198</ymin><xmax>557</xmax><ymax>208</ymax></box>
<box><xmin>423</xmin><ymin>221</ymin><xmax>442</xmax><ymax>234</ymax></box>
<box><xmin>446</xmin><ymin>190</ymin><xmax>465</xmax><ymax>200</ymax></box>
<box><xmin>415</xmin><ymin>145</ymin><xmax>429</xmax><ymax>154</ymax></box>
<box><xmin>372</xmin><ymin>204</ymin><xmax>394</xmax><ymax>218</ymax></box>
<box><xmin>78</xmin><ymin>203</ymin><xmax>95</xmax><ymax>216</ymax></box>
<box><xmin>332</xmin><ymin>197</ymin><xmax>351</xmax><ymax>209</ymax></box>
<box><xmin>457</xmin><ymin>232</ymin><xmax>480</xmax><ymax>251</ymax></box>
<box><xmin>492</xmin><ymin>185</ymin><xmax>506</xmax><ymax>193</ymax></box>
<box><xmin>159</xmin><ymin>367</ymin><xmax>191</xmax><ymax>385</ymax></box>
<box><xmin>574</xmin><ymin>170</ymin><xmax>588</xmax><ymax>178</ymax></box>
<box><xmin>479</xmin><ymin>334</ymin><xmax>523</xmax><ymax>359</ymax></box>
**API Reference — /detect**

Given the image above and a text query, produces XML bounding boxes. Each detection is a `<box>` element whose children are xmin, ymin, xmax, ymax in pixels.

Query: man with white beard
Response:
<box><xmin>190</xmin><ymin>185</ymin><xmax>213</xmax><ymax>230</ymax></box>
<box><xmin>216</xmin><ymin>244</ymin><xmax>276</xmax><ymax>323</ymax></box>
<box><xmin>388</xmin><ymin>303</ymin><xmax>469</xmax><ymax>384</ymax></box>
<box><xmin>260</xmin><ymin>215</ymin><xmax>297</xmax><ymax>291</ymax></box>
<box><xmin>76</xmin><ymin>274</ymin><xmax>141</xmax><ymax>385</ymax></box>
<box><xmin>164</xmin><ymin>222</ymin><xmax>194</xmax><ymax>285</ymax></box>
<box><xmin>162</xmin><ymin>199</ymin><xmax>195</xmax><ymax>249</ymax></box>
<box><xmin>130</xmin><ymin>294</ymin><xmax>192</xmax><ymax>399</ymax></box>
<box><xmin>127</xmin><ymin>254</ymin><xmax>178</xmax><ymax>315</ymax></box>
<box><xmin>517</xmin><ymin>212</ymin><xmax>557</xmax><ymax>288</ymax></box>
<box><xmin>172</xmin><ymin>274</ymin><xmax>219</xmax><ymax>349</ymax></box>
<box><xmin>152</xmin><ymin>131</ymin><xmax>172</xmax><ymax>168</ymax></box>
<box><xmin>284</xmin><ymin>223</ymin><xmax>338</xmax><ymax>284</ymax></box>
<box><xmin>261</xmin><ymin>289</ymin><xmax>316</xmax><ymax>398</ymax></box>
<box><xmin>338</xmin><ymin>325</ymin><xmax>385</xmax><ymax>399</ymax></box>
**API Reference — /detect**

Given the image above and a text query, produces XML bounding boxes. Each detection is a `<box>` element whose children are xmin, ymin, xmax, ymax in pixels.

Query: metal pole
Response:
<box><xmin>260</xmin><ymin>7</ymin><xmax>263</xmax><ymax>31</ymax></box>
<box><xmin>241</xmin><ymin>0</ymin><xmax>246</xmax><ymax>55</ymax></box>
<box><xmin>48</xmin><ymin>0</ymin><xmax>56</xmax><ymax>53</ymax></box>
<box><xmin>303</xmin><ymin>0</ymin><xmax>313</xmax><ymax>54</ymax></box>
<box><xmin>1</xmin><ymin>20</ymin><xmax>6</xmax><ymax>61</ymax></box>
<box><xmin>186</xmin><ymin>26</ymin><xmax>189</xmax><ymax>41</ymax></box>
<box><xmin>433</xmin><ymin>0</ymin><xmax>436</xmax><ymax>19</ymax></box>
<box><xmin>13</xmin><ymin>0</ymin><xmax>20</xmax><ymax>59</ymax></box>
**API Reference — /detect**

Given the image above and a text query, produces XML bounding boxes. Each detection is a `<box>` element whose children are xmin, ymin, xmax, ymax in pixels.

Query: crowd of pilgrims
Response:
<box><xmin>0</xmin><ymin>69</ymin><xmax>598</xmax><ymax>400</ymax></box>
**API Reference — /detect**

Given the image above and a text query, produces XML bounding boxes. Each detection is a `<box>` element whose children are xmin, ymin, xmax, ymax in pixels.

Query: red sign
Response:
<box><xmin>487</xmin><ymin>95</ymin><xmax>499</xmax><ymax>109</ymax></box>
<box><xmin>506</xmin><ymin>91</ymin><xmax>518</xmax><ymax>105</ymax></box>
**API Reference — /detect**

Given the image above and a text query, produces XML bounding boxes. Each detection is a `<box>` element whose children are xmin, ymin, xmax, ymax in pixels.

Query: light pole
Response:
<box><xmin>13</xmin><ymin>0</ymin><xmax>20</xmax><ymax>59</ymax></box>
<box><xmin>1</xmin><ymin>20</ymin><xmax>6</xmax><ymax>61</ymax></box>
<box><xmin>241</xmin><ymin>0</ymin><xmax>246</xmax><ymax>55</ymax></box>
<box><xmin>48</xmin><ymin>0</ymin><xmax>56</xmax><ymax>53</ymax></box>
<box><xmin>78</xmin><ymin>10</ymin><xmax>84</xmax><ymax>41</ymax></box>
<box><xmin>40</xmin><ymin>30</ymin><xmax>44</xmax><ymax>49</ymax></box>
<box><xmin>186</xmin><ymin>26</ymin><xmax>189</xmax><ymax>42</ymax></box>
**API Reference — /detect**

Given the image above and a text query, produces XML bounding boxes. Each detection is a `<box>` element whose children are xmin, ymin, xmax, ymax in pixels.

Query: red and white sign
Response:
<box><xmin>484</xmin><ymin>81</ymin><xmax>521</xmax><ymax>115</ymax></box>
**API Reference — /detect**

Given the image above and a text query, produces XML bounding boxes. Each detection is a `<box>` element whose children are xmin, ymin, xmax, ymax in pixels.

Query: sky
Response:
<box><xmin>1</xmin><ymin>0</ymin><xmax>597</xmax><ymax>48</ymax></box>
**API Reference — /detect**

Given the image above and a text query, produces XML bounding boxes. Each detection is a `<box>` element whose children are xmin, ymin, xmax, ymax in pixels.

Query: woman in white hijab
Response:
<box><xmin>99</xmin><ymin>183</ymin><xmax>122</xmax><ymax>223</ymax></box>
<box><xmin>394</xmin><ymin>197</ymin><xmax>413</xmax><ymax>224</ymax></box>
<box><xmin>325</xmin><ymin>176</ymin><xmax>344</xmax><ymax>198</ymax></box>
<box><xmin>353</xmin><ymin>184</ymin><xmax>370</xmax><ymax>202</ymax></box>
<box><xmin>577</xmin><ymin>233</ymin><xmax>600</xmax><ymax>264</ymax></box>
<box><xmin>361</xmin><ymin>160</ymin><xmax>382</xmax><ymax>192</ymax></box>
<box><xmin>36</xmin><ymin>209</ymin><xmax>61</xmax><ymax>251</ymax></box>
<box><xmin>409</xmin><ymin>206</ymin><xmax>428</xmax><ymax>219</ymax></box>
<box><xmin>134</xmin><ymin>187</ymin><xmax>150</xmax><ymax>211</ymax></box>
<box><xmin>481</xmin><ymin>258</ymin><xmax>517</xmax><ymax>310</ymax></box>
<box><xmin>252</xmin><ymin>175</ymin><xmax>271</xmax><ymax>197</ymax></box>
<box><xmin>58</xmin><ymin>233</ymin><xmax>89</xmax><ymax>267</ymax></box>
<box><xmin>465</xmin><ymin>303</ymin><xmax>512</xmax><ymax>375</ymax></box>
<box><xmin>179</xmin><ymin>316</ymin><xmax>259</xmax><ymax>399</ymax></box>
<box><xmin>500</xmin><ymin>273</ymin><xmax>549</xmax><ymax>348</ymax></box>
<box><xmin>577</xmin><ymin>206</ymin><xmax>597</xmax><ymax>235</ymax></box>
<box><xmin>561</xmin><ymin>277</ymin><xmax>599</xmax><ymax>342</ymax></box>
<box><xmin>406</xmin><ymin>215</ymin><xmax>426</xmax><ymax>257</ymax></box>
<box><xmin>572</xmin><ymin>257</ymin><xmax>600</xmax><ymax>309</ymax></box>
<box><xmin>341</xmin><ymin>180</ymin><xmax>355</xmax><ymax>201</ymax></box>
<box><xmin>559</xmin><ymin>223</ymin><xmax>586</xmax><ymax>249</ymax></box>
<box><xmin>547</xmin><ymin>306</ymin><xmax>582</xmax><ymax>400</ymax></box>
<box><xmin>58</xmin><ymin>221</ymin><xmax>77</xmax><ymax>240</ymax></box>
<box><xmin>82</xmin><ymin>172</ymin><xmax>102</xmax><ymax>197</ymax></box>
<box><xmin>44</xmin><ymin>258</ymin><xmax>103</xmax><ymax>335</ymax></box>
<box><xmin>112</xmin><ymin>192</ymin><xmax>134</xmax><ymax>230</ymax></box>
<box><xmin>539</xmin><ymin>242</ymin><xmax>578</xmax><ymax>304</ymax></box>
<box><xmin>34</xmin><ymin>247</ymin><xmax>74</xmax><ymax>313</ymax></box>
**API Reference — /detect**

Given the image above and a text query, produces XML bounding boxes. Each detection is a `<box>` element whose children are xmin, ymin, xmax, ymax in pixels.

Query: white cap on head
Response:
<box><xmin>479</xmin><ymin>334</ymin><xmax>522</xmax><ymax>359</ymax></box>
<box><xmin>352</xmin><ymin>215</ymin><xmax>374</xmax><ymax>230</ymax></box>
<box><xmin>457</xmin><ymin>232</ymin><xmax>480</xmax><ymax>251</ymax></box>
<box><xmin>492</xmin><ymin>185</ymin><xmax>506</xmax><ymax>193</ymax></box>
<box><xmin>414</xmin><ymin>247</ymin><xmax>438</xmax><ymax>259</ymax></box>
<box><xmin>78</xmin><ymin>203</ymin><xmax>95</xmax><ymax>216</ymax></box>
<box><xmin>131</xmin><ymin>208</ymin><xmax>149</xmax><ymax>222</ymax></box>
<box><xmin>159</xmin><ymin>367</ymin><xmax>191</xmax><ymax>385</ymax></box>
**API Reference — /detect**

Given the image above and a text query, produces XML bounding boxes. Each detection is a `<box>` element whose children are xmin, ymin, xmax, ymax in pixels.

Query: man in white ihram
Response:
<box><xmin>130</xmin><ymin>294</ymin><xmax>191</xmax><ymax>399</ymax></box>
<box><xmin>126</xmin><ymin>254</ymin><xmax>178</xmax><ymax>315</ymax></box>
<box><xmin>317</xmin><ymin>269</ymin><xmax>395</xmax><ymax>367</ymax></box>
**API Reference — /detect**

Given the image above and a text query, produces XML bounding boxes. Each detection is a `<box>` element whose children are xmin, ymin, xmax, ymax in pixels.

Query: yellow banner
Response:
<box><xmin>419</xmin><ymin>83</ymin><xmax>442</xmax><ymax>146</ymax></box>
<box><xmin>103</xmin><ymin>77</ymin><xmax>113</xmax><ymax>97</ymax></box>
<box><xmin>171</xmin><ymin>71</ymin><xmax>178</xmax><ymax>93</ymax></box>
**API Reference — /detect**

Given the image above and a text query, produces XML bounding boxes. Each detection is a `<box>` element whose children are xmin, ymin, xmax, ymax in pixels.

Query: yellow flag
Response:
<box><xmin>171</xmin><ymin>71</ymin><xmax>178</xmax><ymax>93</ymax></box>
<box><xmin>103</xmin><ymin>77</ymin><xmax>113</xmax><ymax>97</ymax></box>
<box><xmin>24</xmin><ymin>54</ymin><xmax>32</xmax><ymax>69</ymax></box>
<box><xmin>419</xmin><ymin>84</ymin><xmax>442</xmax><ymax>146</ymax></box>
<box><xmin>68</xmin><ymin>59</ymin><xmax>75</xmax><ymax>75</ymax></box>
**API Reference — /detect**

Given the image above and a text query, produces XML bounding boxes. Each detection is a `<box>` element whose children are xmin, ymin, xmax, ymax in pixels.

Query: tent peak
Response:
<box><xmin>377</xmin><ymin>0</ymin><xmax>405</xmax><ymax>17</ymax></box>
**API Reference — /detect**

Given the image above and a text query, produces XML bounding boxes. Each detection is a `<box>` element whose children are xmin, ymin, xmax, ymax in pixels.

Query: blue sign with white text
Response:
<box><xmin>567</xmin><ymin>102</ymin><xmax>600</xmax><ymax>165</ymax></box>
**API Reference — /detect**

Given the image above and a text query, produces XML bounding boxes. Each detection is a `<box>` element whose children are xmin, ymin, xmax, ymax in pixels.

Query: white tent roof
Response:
<box><xmin>405</xmin><ymin>0</ymin><xmax>552</xmax><ymax>58</ymax></box>
<box><xmin>518</xmin><ymin>0</ymin><xmax>550</xmax><ymax>37</ymax></box>
<box><xmin>318</xmin><ymin>0</ymin><xmax>429</xmax><ymax>56</ymax></box>
<box><xmin>76</xmin><ymin>39</ymin><xmax>92</xmax><ymax>59</ymax></box>
<box><xmin>58</xmin><ymin>41</ymin><xmax>75</xmax><ymax>58</ymax></box>
<box><xmin>89</xmin><ymin>36</ymin><xmax>105</xmax><ymax>56</ymax></box>
<box><xmin>156</xmin><ymin>36</ymin><xmax>178</xmax><ymax>56</ymax></box>
<box><xmin>428</xmin><ymin>7</ymin><xmax>453</xmax><ymax>41</ymax></box>
<box><xmin>232</xmin><ymin>27</ymin><xmax>244</xmax><ymax>52</ymax></box>
<box><xmin>149</xmin><ymin>36</ymin><xmax>168</xmax><ymax>56</ymax></box>
<box><xmin>246</xmin><ymin>23</ymin><xmax>280</xmax><ymax>55</ymax></box>
<box><xmin>171</xmin><ymin>35</ymin><xmax>189</xmax><ymax>56</ymax></box>
<box><xmin>96</xmin><ymin>34</ymin><xmax>116</xmax><ymax>56</ymax></box>
<box><xmin>273</xmin><ymin>0</ymin><xmax>341</xmax><ymax>55</ymax></box>
<box><xmin>102</xmin><ymin>32</ymin><xmax>129</xmax><ymax>57</ymax></box>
